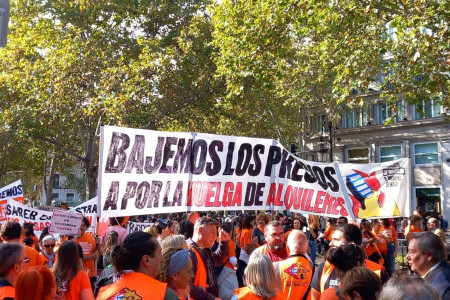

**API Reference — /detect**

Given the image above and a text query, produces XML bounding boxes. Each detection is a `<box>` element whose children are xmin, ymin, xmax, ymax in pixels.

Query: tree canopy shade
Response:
<box><xmin>212</xmin><ymin>0</ymin><xmax>449</xmax><ymax>123</ymax></box>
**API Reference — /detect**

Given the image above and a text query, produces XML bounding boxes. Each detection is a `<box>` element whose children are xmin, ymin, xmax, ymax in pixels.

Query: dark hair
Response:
<box><xmin>109</xmin><ymin>217</ymin><xmax>124</xmax><ymax>226</ymax></box>
<box><xmin>340</xmin><ymin>267</ymin><xmax>381</xmax><ymax>300</ymax></box>
<box><xmin>156</xmin><ymin>222</ymin><xmax>167</xmax><ymax>234</ymax></box>
<box><xmin>23</xmin><ymin>236</ymin><xmax>34</xmax><ymax>247</ymax></box>
<box><xmin>111</xmin><ymin>231</ymin><xmax>159</xmax><ymax>272</ymax></box>
<box><xmin>327</xmin><ymin>243</ymin><xmax>364</xmax><ymax>273</ymax></box>
<box><xmin>0</xmin><ymin>243</ymin><xmax>24</xmax><ymax>276</ymax></box>
<box><xmin>265</xmin><ymin>221</ymin><xmax>282</xmax><ymax>233</ymax></box>
<box><xmin>175</xmin><ymin>220</ymin><xmax>194</xmax><ymax>240</ymax></box>
<box><xmin>343</xmin><ymin>224</ymin><xmax>363</xmax><ymax>245</ymax></box>
<box><xmin>220</xmin><ymin>222</ymin><xmax>233</xmax><ymax>234</ymax></box>
<box><xmin>52</xmin><ymin>241</ymin><xmax>81</xmax><ymax>290</ymax></box>
<box><xmin>410</xmin><ymin>215</ymin><xmax>422</xmax><ymax>224</ymax></box>
<box><xmin>0</xmin><ymin>220</ymin><xmax>22</xmax><ymax>240</ymax></box>
<box><xmin>82</xmin><ymin>217</ymin><xmax>90</xmax><ymax>227</ymax></box>
<box><xmin>382</xmin><ymin>219</ymin><xmax>390</xmax><ymax>227</ymax></box>
<box><xmin>23</xmin><ymin>223</ymin><xmax>35</xmax><ymax>237</ymax></box>
<box><xmin>38</xmin><ymin>227</ymin><xmax>50</xmax><ymax>243</ymax></box>
<box><xmin>411</xmin><ymin>231</ymin><xmax>447</xmax><ymax>263</ymax></box>
<box><xmin>242</xmin><ymin>215</ymin><xmax>255</xmax><ymax>230</ymax></box>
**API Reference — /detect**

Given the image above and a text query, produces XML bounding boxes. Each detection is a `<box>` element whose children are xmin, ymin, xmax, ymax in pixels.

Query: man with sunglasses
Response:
<box><xmin>0</xmin><ymin>221</ymin><xmax>43</xmax><ymax>269</ymax></box>
<box><xmin>0</xmin><ymin>243</ymin><xmax>28</xmax><ymax>299</ymax></box>
<box><xmin>39</xmin><ymin>235</ymin><xmax>57</xmax><ymax>267</ymax></box>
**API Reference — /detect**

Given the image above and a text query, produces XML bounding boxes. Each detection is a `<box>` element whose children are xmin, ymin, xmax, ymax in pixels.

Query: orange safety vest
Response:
<box><xmin>96</xmin><ymin>272</ymin><xmax>167</xmax><ymax>300</ymax></box>
<box><xmin>0</xmin><ymin>285</ymin><xmax>14</xmax><ymax>300</ymax></box>
<box><xmin>278</xmin><ymin>254</ymin><xmax>314</xmax><ymax>300</ymax></box>
<box><xmin>319</xmin><ymin>259</ymin><xmax>382</xmax><ymax>293</ymax></box>
<box><xmin>234</xmin><ymin>286</ymin><xmax>285</xmax><ymax>300</ymax></box>
<box><xmin>190</xmin><ymin>247</ymin><xmax>208</xmax><ymax>288</ymax></box>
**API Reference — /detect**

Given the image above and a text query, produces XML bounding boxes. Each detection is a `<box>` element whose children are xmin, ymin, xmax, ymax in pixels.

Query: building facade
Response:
<box><xmin>305</xmin><ymin>94</ymin><xmax>449</xmax><ymax>221</ymax></box>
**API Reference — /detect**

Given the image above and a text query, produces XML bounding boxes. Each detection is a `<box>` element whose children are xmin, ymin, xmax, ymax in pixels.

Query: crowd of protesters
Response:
<box><xmin>0</xmin><ymin>207</ymin><xmax>449</xmax><ymax>300</ymax></box>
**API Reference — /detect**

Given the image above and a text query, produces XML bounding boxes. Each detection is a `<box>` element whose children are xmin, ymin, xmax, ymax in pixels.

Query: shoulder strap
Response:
<box><xmin>334</xmin><ymin>286</ymin><xmax>345</xmax><ymax>300</ymax></box>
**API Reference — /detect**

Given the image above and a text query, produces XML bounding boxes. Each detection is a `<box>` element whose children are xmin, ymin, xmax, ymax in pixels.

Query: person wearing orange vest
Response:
<box><xmin>310</xmin><ymin>224</ymin><xmax>389</xmax><ymax>300</ymax></box>
<box><xmin>0</xmin><ymin>221</ymin><xmax>44</xmax><ymax>269</ymax></box>
<box><xmin>97</xmin><ymin>231</ymin><xmax>179</xmax><ymax>300</ymax></box>
<box><xmin>253</xmin><ymin>221</ymin><xmax>289</xmax><ymax>262</ymax></box>
<box><xmin>404</xmin><ymin>215</ymin><xmax>423</xmax><ymax>242</ymax></box>
<box><xmin>188</xmin><ymin>216</ymin><xmax>229</xmax><ymax>300</ymax></box>
<box><xmin>0</xmin><ymin>243</ymin><xmax>28</xmax><ymax>300</ymax></box>
<box><xmin>39</xmin><ymin>235</ymin><xmax>57</xmax><ymax>268</ymax></box>
<box><xmin>273</xmin><ymin>230</ymin><xmax>314</xmax><ymax>300</ymax></box>
<box><xmin>233</xmin><ymin>253</ymin><xmax>285</xmax><ymax>300</ymax></box>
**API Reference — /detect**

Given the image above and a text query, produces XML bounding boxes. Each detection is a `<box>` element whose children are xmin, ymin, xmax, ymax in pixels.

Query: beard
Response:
<box><xmin>272</xmin><ymin>243</ymin><xmax>285</xmax><ymax>251</ymax></box>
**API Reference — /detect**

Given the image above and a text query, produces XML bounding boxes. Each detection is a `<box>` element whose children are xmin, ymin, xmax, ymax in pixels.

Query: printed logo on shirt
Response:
<box><xmin>107</xmin><ymin>288</ymin><xmax>142</xmax><ymax>300</ymax></box>
<box><xmin>329</xmin><ymin>279</ymin><xmax>340</xmax><ymax>287</ymax></box>
<box><xmin>284</xmin><ymin>263</ymin><xmax>309</xmax><ymax>280</ymax></box>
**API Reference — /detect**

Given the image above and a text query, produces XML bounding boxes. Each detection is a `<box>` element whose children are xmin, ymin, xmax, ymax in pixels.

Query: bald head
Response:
<box><xmin>287</xmin><ymin>230</ymin><xmax>308</xmax><ymax>255</ymax></box>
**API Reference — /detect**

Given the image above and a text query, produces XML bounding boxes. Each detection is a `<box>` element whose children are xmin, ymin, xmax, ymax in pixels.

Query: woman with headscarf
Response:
<box><xmin>159</xmin><ymin>247</ymin><xmax>194</xmax><ymax>300</ymax></box>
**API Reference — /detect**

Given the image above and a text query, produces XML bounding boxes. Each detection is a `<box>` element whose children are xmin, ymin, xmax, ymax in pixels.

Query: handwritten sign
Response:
<box><xmin>49</xmin><ymin>210</ymin><xmax>83</xmax><ymax>236</ymax></box>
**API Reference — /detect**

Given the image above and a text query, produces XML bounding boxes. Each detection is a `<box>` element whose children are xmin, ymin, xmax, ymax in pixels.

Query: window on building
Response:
<box><xmin>345</xmin><ymin>106</ymin><xmax>368</xmax><ymax>128</ymax></box>
<box><xmin>379</xmin><ymin>145</ymin><xmax>402</xmax><ymax>162</ymax></box>
<box><xmin>416</xmin><ymin>187</ymin><xmax>441</xmax><ymax>213</ymax></box>
<box><xmin>414</xmin><ymin>142</ymin><xmax>439</xmax><ymax>165</ymax></box>
<box><xmin>52</xmin><ymin>193</ymin><xmax>59</xmax><ymax>201</ymax></box>
<box><xmin>52</xmin><ymin>174</ymin><xmax>60</xmax><ymax>189</ymax></box>
<box><xmin>414</xmin><ymin>100</ymin><xmax>441</xmax><ymax>119</ymax></box>
<box><xmin>67</xmin><ymin>193</ymin><xmax>75</xmax><ymax>202</ymax></box>
<box><xmin>347</xmin><ymin>148</ymin><xmax>370</xmax><ymax>164</ymax></box>
<box><xmin>377</xmin><ymin>101</ymin><xmax>403</xmax><ymax>124</ymax></box>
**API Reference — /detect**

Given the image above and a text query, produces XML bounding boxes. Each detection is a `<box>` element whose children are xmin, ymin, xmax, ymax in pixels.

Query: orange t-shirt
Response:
<box><xmin>320</xmin><ymin>286</ymin><xmax>344</xmax><ymax>300</ymax></box>
<box><xmin>225</xmin><ymin>239</ymin><xmax>237</xmax><ymax>269</ymax></box>
<box><xmin>381</xmin><ymin>225</ymin><xmax>398</xmax><ymax>243</ymax></box>
<box><xmin>63</xmin><ymin>270</ymin><xmax>93</xmax><ymax>300</ymax></box>
<box><xmin>362</xmin><ymin>231</ymin><xmax>378</xmax><ymax>257</ymax></box>
<box><xmin>374</xmin><ymin>230</ymin><xmax>388</xmax><ymax>253</ymax></box>
<box><xmin>240</xmin><ymin>229</ymin><xmax>252</xmax><ymax>248</ymax></box>
<box><xmin>404</xmin><ymin>225</ymin><xmax>422</xmax><ymax>241</ymax></box>
<box><xmin>25</xmin><ymin>245</ymin><xmax>44</xmax><ymax>269</ymax></box>
<box><xmin>77</xmin><ymin>233</ymin><xmax>96</xmax><ymax>277</ymax></box>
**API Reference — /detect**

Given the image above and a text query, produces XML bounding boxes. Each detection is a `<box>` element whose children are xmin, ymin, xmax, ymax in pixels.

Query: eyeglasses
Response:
<box><xmin>268</xmin><ymin>233</ymin><xmax>284</xmax><ymax>239</ymax></box>
<box><xmin>19</xmin><ymin>257</ymin><xmax>30</xmax><ymax>264</ymax></box>
<box><xmin>44</xmin><ymin>244</ymin><xmax>56</xmax><ymax>248</ymax></box>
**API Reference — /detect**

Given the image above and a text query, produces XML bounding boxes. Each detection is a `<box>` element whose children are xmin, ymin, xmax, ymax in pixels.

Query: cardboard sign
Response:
<box><xmin>126</xmin><ymin>221</ymin><xmax>153</xmax><ymax>234</ymax></box>
<box><xmin>49</xmin><ymin>210</ymin><xmax>83</xmax><ymax>236</ymax></box>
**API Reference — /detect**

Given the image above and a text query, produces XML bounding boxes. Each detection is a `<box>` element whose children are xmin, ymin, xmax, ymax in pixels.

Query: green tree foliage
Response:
<box><xmin>0</xmin><ymin>0</ymin><xmax>222</xmax><ymax>200</ymax></box>
<box><xmin>212</xmin><ymin>0</ymin><xmax>449</xmax><ymax>127</ymax></box>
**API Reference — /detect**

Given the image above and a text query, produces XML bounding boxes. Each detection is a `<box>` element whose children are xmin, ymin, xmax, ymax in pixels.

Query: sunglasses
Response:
<box><xmin>44</xmin><ymin>244</ymin><xmax>56</xmax><ymax>248</ymax></box>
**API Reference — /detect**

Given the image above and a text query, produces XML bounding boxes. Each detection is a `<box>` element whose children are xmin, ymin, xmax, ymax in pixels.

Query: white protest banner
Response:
<box><xmin>70</xmin><ymin>197</ymin><xmax>98</xmax><ymax>233</ymax></box>
<box><xmin>338</xmin><ymin>158</ymin><xmax>410</xmax><ymax>220</ymax></box>
<box><xmin>99</xmin><ymin>126</ymin><xmax>352</xmax><ymax>218</ymax></box>
<box><xmin>49</xmin><ymin>210</ymin><xmax>83</xmax><ymax>236</ymax></box>
<box><xmin>126</xmin><ymin>221</ymin><xmax>153</xmax><ymax>234</ymax></box>
<box><xmin>0</xmin><ymin>179</ymin><xmax>25</xmax><ymax>205</ymax></box>
<box><xmin>0</xmin><ymin>199</ymin><xmax>52</xmax><ymax>231</ymax></box>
